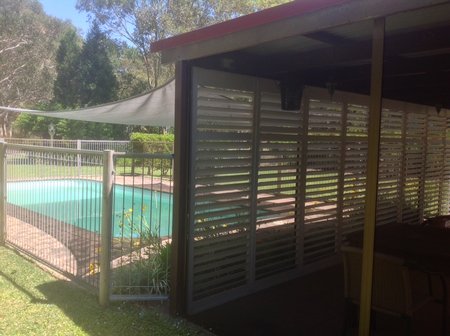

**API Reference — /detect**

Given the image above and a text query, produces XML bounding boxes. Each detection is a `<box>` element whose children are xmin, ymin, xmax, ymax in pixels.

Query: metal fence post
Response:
<box><xmin>77</xmin><ymin>140</ymin><xmax>82</xmax><ymax>177</ymax></box>
<box><xmin>99</xmin><ymin>150</ymin><xmax>114</xmax><ymax>306</ymax></box>
<box><xmin>0</xmin><ymin>141</ymin><xmax>5</xmax><ymax>245</ymax></box>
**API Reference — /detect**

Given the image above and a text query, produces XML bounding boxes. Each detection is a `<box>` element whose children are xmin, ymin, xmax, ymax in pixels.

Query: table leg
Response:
<box><xmin>438</xmin><ymin>274</ymin><xmax>447</xmax><ymax>336</ymax></box>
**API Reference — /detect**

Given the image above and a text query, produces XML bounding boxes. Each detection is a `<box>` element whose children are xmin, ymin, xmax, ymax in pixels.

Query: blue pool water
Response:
<box><xmin>7</xmin><ymin>179</ymin><xmax>172</xmax><ymax>238</ymax></box>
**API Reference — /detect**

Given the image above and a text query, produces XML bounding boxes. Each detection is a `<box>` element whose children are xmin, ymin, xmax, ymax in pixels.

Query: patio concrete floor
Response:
<box><xmin>188</xmin><ymin>264</ymin><xmax>447</xmax><ymax>336</ymax></box>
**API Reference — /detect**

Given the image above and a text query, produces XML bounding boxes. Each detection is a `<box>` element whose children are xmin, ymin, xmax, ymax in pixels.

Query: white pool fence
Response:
<box><xmin>0</xmin><ymin>141</ymin><xmax>174</xmax><ymax>304</ymax></box>
<box><xmin>2</xmin><ymin>138</ymin><xmax>174</xmax><ymax>153</ymax></box>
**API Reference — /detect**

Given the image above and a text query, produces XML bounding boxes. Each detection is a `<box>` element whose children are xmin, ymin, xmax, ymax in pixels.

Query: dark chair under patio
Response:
<box><xmin>341</xmin><ymin>245</ymin><xmax>438</xmax><ymax>335</ymax></box>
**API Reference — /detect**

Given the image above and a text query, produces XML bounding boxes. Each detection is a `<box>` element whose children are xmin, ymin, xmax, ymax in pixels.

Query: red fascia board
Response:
<box><xmin>151</xmin><ymin>0</ymin><xmax>352</xmax><ymax>53</ymax></box>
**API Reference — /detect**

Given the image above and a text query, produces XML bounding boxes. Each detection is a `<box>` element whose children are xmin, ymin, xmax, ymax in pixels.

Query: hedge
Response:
<box><xmin>130</xmin><ymin>132</ymin><xmax>174</xmax><ymax>175</ymax></box>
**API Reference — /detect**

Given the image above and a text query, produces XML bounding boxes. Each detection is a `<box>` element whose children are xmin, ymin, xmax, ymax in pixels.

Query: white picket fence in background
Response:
<box><xmin>1</xmin><ymin>138</ymin><xmax>175</xmax><ymax>153</ymax></box>
<box><xmin>2</xmin><ymin>138</ymin><xmax>132</xmax><ymax>152</ymax></box>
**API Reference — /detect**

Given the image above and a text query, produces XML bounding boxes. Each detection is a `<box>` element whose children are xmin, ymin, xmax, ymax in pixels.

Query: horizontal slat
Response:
<box><xmin>196</xmin><ymin>132</ymin><xmax>252</xmax><ymax>141</ymax></box>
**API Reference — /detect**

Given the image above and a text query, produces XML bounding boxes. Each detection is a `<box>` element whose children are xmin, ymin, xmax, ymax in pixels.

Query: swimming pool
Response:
<box><xmin>6</xmin><ymin>179</ymin><xmax>172</xmax><ymax>238</ymax></box>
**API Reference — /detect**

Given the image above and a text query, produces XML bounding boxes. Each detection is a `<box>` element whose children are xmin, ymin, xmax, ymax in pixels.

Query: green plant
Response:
<box><xmin>129</xmin><ymin>132</ymin><xmax>174</xmax><ymax>175</ymax></box>
<box><xmin>113</xmin><ymin>208</ymin><xmax>171</xmax><ymax>295</ymax></box>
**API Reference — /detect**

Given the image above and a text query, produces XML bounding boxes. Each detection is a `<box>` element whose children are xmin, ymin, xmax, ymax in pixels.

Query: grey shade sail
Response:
<box><xmin>0</xmin><ymin>79</ymin><xmax>175</xmax><ymax>127</ymax></box>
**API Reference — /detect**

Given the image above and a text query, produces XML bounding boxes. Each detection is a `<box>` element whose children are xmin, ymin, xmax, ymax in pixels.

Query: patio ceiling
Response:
<box><xmin>154</xmin><ymin>0</ymin><xmax>450</xmax><ymax>109</ymax></box>
<box><xmin>193</xmin><ymin>4</ymin><xmax>450</xmax><ymax>109</ymax></box>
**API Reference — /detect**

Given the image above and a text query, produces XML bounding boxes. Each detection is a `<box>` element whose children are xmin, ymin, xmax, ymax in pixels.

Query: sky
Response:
<box><xmin>39</xmin><ymin>0</ymin><xmax>91</xmax><ymax>36</ymax></box>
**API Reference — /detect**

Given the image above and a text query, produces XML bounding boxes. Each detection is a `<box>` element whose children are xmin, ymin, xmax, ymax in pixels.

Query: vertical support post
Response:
<box><xmin>170</xmin><ymin>61</ymin><xmax>191</xmax><ymax>316</ymax></box>
<box><xmin>438</xmin><ymin>116</ymin><xmax>446</xmax><ymax>215</ymax></box>
<box><xmin>359</xmin><ymin>17</ymin><xmax>385</xmax><ymax>336</ymax></box>
<box><xmin>399</xmin><ymin>110</ymin><xmax>407</xmax><ymax>223</ymax></box>
<box><xmin>444</xmin><ymin>115</ymin><xmax>450</xmax><ymax>215</ymax></box>
<box><xmin>296</xmin><ymin>90</ymin><xmax>309</xmax><ymax>268</ymax></box>
<box><xmin>419</xmin><ymin>113</ymin><xmax>429</xmax><ymax>223</ymax></box>
<box><xmin>99</xmin><ymin>150</ymin><xmax>114</xmax><ymax>306</ymax></box>
<box><xmin>0</xmin><ymin>141</ymin><xmax>6</xmax><ymax>245</ymax></box>
<box><xmin>337</xmin><ymin>100</ymin><xmax>348</xmax><ymax>250</ymax></box>
<box><xmin>77</xmin><ymin>140</ymin><xmax>82</xmax><ymax>177</ymax></box>
<box><xmin>249</xmin><ymin>81</ymin><xmax>261</xmax><ymax>285</ymax></box>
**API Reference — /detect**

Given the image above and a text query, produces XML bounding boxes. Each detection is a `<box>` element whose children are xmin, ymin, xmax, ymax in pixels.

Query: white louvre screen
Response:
<box><xmin>342</xmin><ymin>103</ymin><xmax>369</xmax><ymax>235</ymax></box>
<box><xmin>377</xmin><ymin>108</ymin><xmax>404</xmax><ymax>225</ymax></box>
<box><xmin>423</xmin><ymin>114</ymin><xmax>446</xmax><ymax>218</ymax></box>
<box><xmin>303</xmin><ymin>98</ymin><xmax>342</xmax><ymax>264</ymax></box>
<box><xmin>190</xmin><ymin>82</ymin><xmax>254</xmax><ymax>303</ymax></box>
<box><xmin>442</xmin><ymin>116</ymin><xmax>450</xmax><ymax>214</ymax></box>
<box><xmin>255</xmin><ymin>91</ymin><xmax>302</xmax><ymax>280</ymax></box>
<box><xmin>187</xmin><ymin>68</ymin><xmax>450</xmax><ymax>314</ymax></box>
<box><xmin>402</xmin><ymin>112</ymin><xmax>427</xmax><ymax>224</ymax></box>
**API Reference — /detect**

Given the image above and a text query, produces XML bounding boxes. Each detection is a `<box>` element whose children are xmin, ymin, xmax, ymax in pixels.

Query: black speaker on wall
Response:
<box><xmin>280</xmin><ymin>77</ymin><xmax>303</xmax><ymax>111</ymax></box>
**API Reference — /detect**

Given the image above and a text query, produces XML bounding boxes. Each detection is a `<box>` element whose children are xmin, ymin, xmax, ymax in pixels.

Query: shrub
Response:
<box><xmin>112</xmin><ymin>208</ymin><xmax>171</xmax><ymax>295</ymax></box>
<box><xmin>129</xmin><ymin>132</ymin><xmax>174</xmax><ymax>175</ymax></box>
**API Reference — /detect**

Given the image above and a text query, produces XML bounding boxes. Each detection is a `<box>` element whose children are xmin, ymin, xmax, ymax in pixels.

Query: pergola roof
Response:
<box><xmin>151</xmin><ymin>0</ymin><xmax>351</xmax><ymax>54</ymax></box>
<box><xmin>152</xmin><ymin>0</ymin><xmax>450</xmax><ymax>109</ymax></box>
<box><xmin>152</xmin><ymin>0</ymin><xmax>450</xmax><ymax>327</ymax></box>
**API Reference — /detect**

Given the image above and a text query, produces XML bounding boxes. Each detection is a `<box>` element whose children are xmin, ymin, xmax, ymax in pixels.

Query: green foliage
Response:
<box><xmin>78</xmin><ymin>23</ymin><xmax>118</xmax><ymax>106</ymax></box>
<box><xmin>13</xmin><ymin>114</ymin><xmax>55</xmax><ymax>138</ymax></box>
<box><xmin>8</xmin><ymin>0</ymin><xmax>290</xmax><ymax>140</ymax></box>
<box><xmin>53</xmin><ymin>29</ymin><xmax>83</xmax><ymax>108</ymax></box>
<box><xmin>113</xmin><ymin>208</ymin><xmax>171</xmax><ymax>296</ymax></box>
<box><xmin>56</xmin><ymin>119</ymin><xmax>128</xmax><ymax>140</ymax></box>
<box><xmin>0</xmin><ymin>0</ymin><xmax>73</xmax><ymax>136</ymax></box>
<box><xmin>12</xmin><ymin>18</ymin><xmax>129</xmax><ymax>140</ymax></box>
<box><xmin>53</xmin><ymin>22</ymin><xmax>118</xmax><ymax>108</ymax></box>
<box><xmin>109</xmin><ymin>43</ymin><xmax>149</xmax><ymax>100</ymax></box>
<box><xmin>0</xmin><ymin>0</ymin><xmax>71</xmax><ymax>106</ymax></box>
<box><xmin>13</xmin><ymin>101</ymin><xmax>62</xmax><ymax>138</ymax></box>
<box><xmin>13</xmin><ymin>113</ymin><xmax>128</xmax><ymax>140</ymax></box>
<box><xmin>76</xmin><ymin>0</ymin><xmax>289</xmax><ymax>89</ymax></box>
<box><xmin>130</xmin><ymin>132</ymin><xmax>174</xmax><ymax>175</ymax></box>
<box><xmin>130</xmin><ymin>132</ymin><xmax>174</xmax><ymax>149</ymax></box>
<box><xmin>45</xmin><ymin>22</ymin><xmax>127</xmax><ymax>140</ymax></box>
<box><xmin>112</xmin><ymin>245</ymin><xmax>171</xmax><ymax>296</ymax></box>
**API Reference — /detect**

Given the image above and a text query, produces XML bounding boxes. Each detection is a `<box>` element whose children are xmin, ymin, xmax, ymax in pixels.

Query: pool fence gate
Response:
<box><xmin>0</xmin><ymin>141</ymin><xmax>173</xmax><ymax>305</ymax></box>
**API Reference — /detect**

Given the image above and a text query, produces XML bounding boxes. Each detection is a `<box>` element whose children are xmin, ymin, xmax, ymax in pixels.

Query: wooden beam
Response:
<box><xmin>190</xmin><ymin>23</ymin><xmax>450</xmax><ymax>84</ymax></box>
<box><xmin>267</xmin><ymin>24</ymin><xmax>450</xmax><ymax>75</ymax></box>
<box><xmin>170</xmin><ymin>61</ymin><xmax>191</xmax><ymax>316</ymax></box>
<box><xmin>359</xmin><ymin>17</ymin><xmax>385</xmax><ymax>336</ymax></box>
<box><xmin>303</xmin><ymin>31</ymin><xmax>352</xmax><ymax>45</ymax></box>
<box><xmin>381</xmin><ymin>72</ymin><xmax>450</xmax><ymax>90</ymax></box>
<box><xmin>302</xmin><ymin>53</ymin><xmax>450</xmax><ymax>81</ymax></box>
<box><xmin>158</xmin><ymin>0</ymin><xmax>448</xmax><ymax>63</ymax></box>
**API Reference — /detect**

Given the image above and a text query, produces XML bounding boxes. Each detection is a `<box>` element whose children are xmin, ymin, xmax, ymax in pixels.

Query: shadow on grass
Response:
<box><xmin>36</xmin><ymin>280</ymin><xmax>162</xmax><ymax>336</ymax></box>
<box><xmin>0</xmin><ymin>270</ymin><xmax>48</xmax><ymax>304</ymax></box>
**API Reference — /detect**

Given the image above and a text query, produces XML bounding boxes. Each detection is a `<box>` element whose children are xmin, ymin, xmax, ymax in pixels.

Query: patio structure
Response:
<box><xmin>150</xmin><ymin>0</ymin><xmax>450</xmax><ymax>333</ymax></box>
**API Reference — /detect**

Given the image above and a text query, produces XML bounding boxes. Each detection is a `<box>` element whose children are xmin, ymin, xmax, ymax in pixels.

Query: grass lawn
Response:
<box><xmin>7</xmin><ymin>164</ymin><xmax>171</xmax><ymax>180</ymax></box>
<box><xmin>0</xmin><ymin>246</ymin><xmax>201</xmax><ymax>336</ymax></box>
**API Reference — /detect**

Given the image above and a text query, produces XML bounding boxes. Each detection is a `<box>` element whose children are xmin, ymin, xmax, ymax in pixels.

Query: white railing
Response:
<box><xmin>2</xmin><ymin>138</ymin><xmax>174</xmax><ymax>153</ymax></box>
<box><xmin>0</xmin><ymin>141</ymin><xmax>173</xmax><ymax>304</ymax></box>
<box><xmin>3</xmin><ymin>138</ymin><xmax>132</xmax><ymax>152</ymax></box>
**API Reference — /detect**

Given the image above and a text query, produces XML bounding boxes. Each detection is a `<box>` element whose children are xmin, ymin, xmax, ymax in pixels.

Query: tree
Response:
<box><xmin>13</xmin><ymin>113</ymin><xmax>60</xmax><ymax>139</ymax></box>
<box><xmin>108</xmin><ymin>43</ymin><xmax>148</xmax><ymax>99</ymax></box>
<box><xmin>0</xmin><ymin>0</ymin><xmax>71</xmax><ymax>136</ymax></box>
<box><xmin>49</xmin><ymin>23</ymin><xmax>126</xmax><ymax>140</ymax></box>
<box><xmin>76</xmin><ymin>0</ymin><xmax>289</xmax><ymax>90</ymax></box>
<box><xmin>53</xmin><ymin>29</ymin><xmax>83</xmax><ymax>108</ymax></box>
<box><xmin>78</xmin><ymin>23</ymin><xmax>118</xmax><ymax>106</ymax></box>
